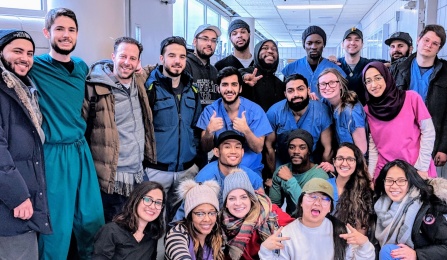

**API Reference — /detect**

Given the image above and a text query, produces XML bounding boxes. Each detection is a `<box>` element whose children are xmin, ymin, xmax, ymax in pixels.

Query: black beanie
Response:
<box><xmin>228</xmin><ymin>19</ymin><xmax>250</xmax><ymax>36</ymax></box>
<box><xmin>302</xmin><ymin>25</ymin><xmax>326</xmax><ymax>48</ymax></box>
<box><xmin>0</xmin><ymin>29</ymin><xmax>35</xmax><ymax>52</ymax></box>
<box><xmin>287</xmin><ymin>129</ymin><xmax>314</xmax><ymax>150</ymax></box>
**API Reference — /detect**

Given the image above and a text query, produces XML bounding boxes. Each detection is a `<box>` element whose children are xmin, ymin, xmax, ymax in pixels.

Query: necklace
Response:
<box><xmin>346</xmin><ymin>62</ymin><xmax>357</xmax><ymax>77</ymax></box>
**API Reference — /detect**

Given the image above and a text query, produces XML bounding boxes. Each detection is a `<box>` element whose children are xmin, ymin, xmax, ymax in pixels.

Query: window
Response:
<box><xmin>186</xmin><ymin>0</ymin><xmax>205</xmax><ymax>44</ymax></box>
<box><xmin>0</xmin><ymin>0</ymin><xmax>46</xmax><ymax>16</ymax></box>
<box><xmin>173</xmin><ymin>0</ymin><xmax>185</xmax><ymax>36</ymax></box>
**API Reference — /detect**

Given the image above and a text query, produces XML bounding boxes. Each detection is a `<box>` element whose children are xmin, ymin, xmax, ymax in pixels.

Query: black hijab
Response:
<box><xmin>362</xmin><ymin>62</ymin><xmax>406</xmax><ymax>121</ymax></box>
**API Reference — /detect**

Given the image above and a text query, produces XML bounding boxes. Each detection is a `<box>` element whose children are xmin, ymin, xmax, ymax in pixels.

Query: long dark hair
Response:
<box><xmin>374</xmin><ymin>159</ymin><xmax>433</xmax><ymax>204</ymax></box>
<box><xmin>333</xmin><ymin>143</ymin><xmax>374</xmax><ymax>231</ymax></box>
<box><xmin>181</xmin><ymin>209</ymin><xmax>224</xmax><ymax>260</ymax></box>
<box><xmin>295</xmin><ymin>193</ymin><xmax>347</xmax><ymax>260</ymax></box>
<box><xmin>113</xmin><ymin>181</ymin><xmax>165</xmax><ymax>239</ymax></box>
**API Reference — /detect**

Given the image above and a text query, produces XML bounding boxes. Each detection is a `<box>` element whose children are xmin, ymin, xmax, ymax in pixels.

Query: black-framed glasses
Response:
<box><xmin>334</xmin><ymin>156</ymin><xmax>356</xmax><ymax>164</ymax></box>
<box><xmin>317</xmin><ymin>80</ymin><xmax>339</xmax><ymax>89</ymax></box>
<box><xmin>364</xmin><ymin>75</ymin><xmax>384</xmax><ymax>86</ymax></box>
<box><xmin>196</xmin><ymin>36</ymin><xmax>218</xmax><ymax>44</ymax></box>
<box><xmin>192</xmin><ymin>211</ymin><xmax>218</xmax><ymax>219</ymax></box>
<box><xmin>384</xmin><ymin>178</ymin><xmax>408</xmax><ymax>186</ymax></box>
<box><xmin>303</xmin><ymin>193</ymin><xmax>331</xmax><ymax>206</ymax></box>
<box><xmin>141</xmin><ymin>196</ymin><xmax>164</xmax><ymax>210</ymax></box>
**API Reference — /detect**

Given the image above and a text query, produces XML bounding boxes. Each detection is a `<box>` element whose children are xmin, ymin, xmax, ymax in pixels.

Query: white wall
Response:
<box><xmin>437</xmin><ymin>0</ymin><xmax>447</xmax><ymax>59</ymax></box>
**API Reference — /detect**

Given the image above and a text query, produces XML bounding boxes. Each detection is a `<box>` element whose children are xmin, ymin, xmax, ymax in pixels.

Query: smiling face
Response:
<box><xmin>191</xmin><ymin>203</ymin><xmax>217</xmax><ymax>237</ymax></box>
<box><xmin>318</xmin><ymin>72</ymin><xmax>341</xmax><ymax>101</ymax></box>
<box><xmin>193</xmin><ymin>29</ymin><xmax>218</xmax><ymax>60</ymax></box>
<box><xmin>112</xmin><ymin>42</ymin><xmax>139</xmax><ymax>84</ymax></box>
<box><xmin>384</xmin><ymin>166</ymin><xmax>409</xmax><ymax>202</ymax></box>
<box><xmin>218</xmin><ymin>74</ymin><xmax>241</xmax><ymax>104</ymax></box>
<box><xmin>1</xmin><ymin>39</ymin><xmax>34</xmax><ymax>76</ymax></box>
<box><xmin>160</xmin><ymin>43</ymin><xmax>187</xmax><ymax>78</ymax></box>
<box><xmin>343</xmin><ymin>33</ymin><xmax>363</xmax><ymax>55</ymax></box>
<box><xmin>137</xmin><ymin>188</ymin><xmax>163</xmax><ymax>226</ymax></box>
<box><xmin>364</xmin><ymin>67</ymin><xmax>386</xmax><ymax>98</ymax></box>
<box><xmin>259</xmin><ymin>41</ymin><xmax>278</xmax><ymax>65</ymax></box>
<box><xmin>334</xmin><ymin>146</ymin><xmax>356</xmax><ymax>178</ymax></box>
<box><xmin>284</xmin><ymin>79</ymin><xmax>310</xmax><ymax>111</ymax></box>
<box><xmin>213</xmin><ymin>139</ymin><xmax>244</xmax><ymax>167</ymax></box>
<box><xmin>389</xmin><ymin>40</ymin><xmax>412</xmax><ymax>62</ymax></box>
<box><xmin>226</xmin><ymin>189</ymin><xmax>251</xmax><ymax>218</ymax></box>
<box><xmin>300</xmin><ymin>192</ymin><xmax>332</xmax><ymax>228</ymax></box>
<box><xmin>304</xmin><ymin>34</ymin><xmax>324</xmax><ymax>60</ymax></box>
<box><xmin>417</xmin><ymin>31</ymin><xmax>441</xmax><ymax>60</ymax></box>
<box><xmin>44</xmin><ymin>15</ymin><xmax>78</xmax><ymax>55</ymax></box>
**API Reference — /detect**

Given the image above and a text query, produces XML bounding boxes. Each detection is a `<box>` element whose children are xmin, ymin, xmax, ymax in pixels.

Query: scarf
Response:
<box><xmin>362</xmin><ymin>61</ymin><xmax>406</xmax><ymax>121</ymax></box>
<box><xmin>374</xmin><ymin>187</ymin><xmax>423</xmax><ymax>248</ymax></box>
<box><xmin>222</xmin><ymin>192</ymin><xmax>277</xmax><ymax>260</ymax></box>
<box><xmin>0</xmin><ymin>59</ymin><xmax>45</xmax><ymax>143</ymax></box>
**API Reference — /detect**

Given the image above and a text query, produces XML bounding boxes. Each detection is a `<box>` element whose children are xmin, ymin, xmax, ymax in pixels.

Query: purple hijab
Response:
<box><xmin>362</xmin><ymin>61</ymin><xmax>406</xmax><ymax>121</ymax></box>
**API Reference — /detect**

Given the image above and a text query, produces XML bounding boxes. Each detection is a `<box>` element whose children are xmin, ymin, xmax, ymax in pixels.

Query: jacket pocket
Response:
<box><xmin>153</xmin><ymin>97</ymin><xmax>177</xmax><ymax>129</ymax></box>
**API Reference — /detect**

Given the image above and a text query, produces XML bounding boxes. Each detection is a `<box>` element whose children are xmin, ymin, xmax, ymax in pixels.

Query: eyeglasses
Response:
<box><xmin>384</xmin><ymin>178</ymin><xmax>408</xmax><ymax>186</ymax></box>
<box><xmin>303</xmin><ymin>194</ymin><xmax>331</xmax><ymax>206</ymax></box>
<box><xmin>364</xmin><ymin>75</ymin><xmax>384</xmax><ymax>86</ymax></box>
<box><xmin>197</xmin><ymin>36</ymin><xmax>218</xmax><ymax>44</ymax></box>
<box><xmin>192</xmin><ymin>211</ymin><xmax>218</xmax><ymax>219</ymax></box>
<box><xmin>141</xmin><ymin>196</ymin><xmax>164</xmax><ymax>210</ymax></box>
<box><xmin>334</xmin><ymin>156</ymin><xmax>356</xmax><ymax>164</ymax></box>
<box><xmin>421</xmin><ymin>37</ymin><xmax>440</xmax><ymax>48</ymax></box>
<box><xmin>317</xmin><ymin>80</ymin><xmax>339</xmax><ymax>90</ymax></box>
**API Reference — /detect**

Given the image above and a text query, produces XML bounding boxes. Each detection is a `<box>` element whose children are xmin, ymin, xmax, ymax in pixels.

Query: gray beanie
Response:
<box><xmin>287</xmin><ymin>129</ymin><xmax>314</xmax><ymax>150</ymax></box>
<box><xmin>177</xmin><ymin>179</ymin><xmax>220</xmax><ymax>217</ymax></box>
<box><xmin>228</xmin><ymin>19</ymin><xmax>250</xmax><ymax>36</ymax></box>
<box><xmin>302</xmin><ymin>25</ymin><xmax>326</xmax><ymax>48</ymax></box>
<box><xmin>222</xmin><ymin>169</ymin><xmax>256</xmax><ymax>201</ymax></box>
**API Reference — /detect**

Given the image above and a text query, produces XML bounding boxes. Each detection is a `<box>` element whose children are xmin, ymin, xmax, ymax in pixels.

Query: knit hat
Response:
<box><xmin>228</xmin><ymin>19</ymin><xmax>250</xmax><ymax>36</ymax></box>
<box><xmin>214</xmin><ymin>130</ymin><xmax>246</xmax><ymax>148</ymax></box>
<box><xmin>0</xmin><ymin>29</ymin><xmax>35</xmax><ymax>52</ymax></box>
<box><xmin>302</xmin><ymin>178</ymin><xmax>334</xmax><ymax>200</ymax></box>
<box><xmin>222</xmin><ymin>169</ymin><xmax>256</xmax><ymax>201</ymax></box>
<box><xmin>194</xmin><ymin>24</ymin><xmax>221</xmax><ymax>38</ymax></box>
<box><xmin>177</xmin><ymin>179</ymin><xmax>220</xmax><ymax>217</ymax></box>
<box><xmin>343</xmin><ymin>27</ymin><xmax>363</xmax><ymax>40</ymax></box>
<box><xmin>302</xmin><ymin>25</ymin><xmax>326</xmax><ymax>48</ymax></box>
<box><xmin>384</xmin><ymin>31</ymin><xmax>413</xmax><ymax>47</ymax></box>
<box><xmin>287</xmin><ymin>129</ymin><xmax>313</xmax><ymax>150</ymax></box>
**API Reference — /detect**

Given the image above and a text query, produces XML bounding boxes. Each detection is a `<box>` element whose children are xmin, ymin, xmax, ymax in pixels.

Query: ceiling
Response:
<box><xmin>217</xmin><ymin>0</ymin><xmax>380</xmax><ymax>47</ymax></box>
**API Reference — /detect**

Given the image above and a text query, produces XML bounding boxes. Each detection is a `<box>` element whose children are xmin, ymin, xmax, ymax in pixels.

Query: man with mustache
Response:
<box><xmin>197</xmin><ymin>66</ymin><xmax>272</xmax><ymax>176</ymax></box>
<box><xmin>391</xmin><ymin>25</ymin><xmax>447</xmax><ymax>178</ymax></box>
<box><xmin>282</xmin><ymin>25</ymin><xmax>346</xmax><ymax>97</ymax></box>
<box><xmin>269</xmin><ymin>129</ymin><xmax>328</xmax><ymax>215</ymax></box>
<box><xmin>385</xmin><ymin>31</ymin><xmax>413</xmax><ymax>63</ymax></box>
<box><xmin>29</xmin><ymin>8</ymin><xmax>104</xmax><ymax>259</ymax></box>
<box><xmin>265</xmin><ymin>74</ymin><xmax>332</xmax><ymax>175</ymax></box>
<box><xmin>83</xmin><ymin>37</ymin><xmax>156</xmax><ymax>223</ymax></box>
<box><xmin>0</xmin><ymin>29</ymin><xmax>51</xmax><ymax>260</ymax></box>
<box><xmin>215</xmin><ymin>19</ymin><xmax>254</xmax><ymax>71</ymax></box>
<box><xmin>144</xmin><ymin>36</ymin><xmax>202</xmax><ymax>222</ymax></box>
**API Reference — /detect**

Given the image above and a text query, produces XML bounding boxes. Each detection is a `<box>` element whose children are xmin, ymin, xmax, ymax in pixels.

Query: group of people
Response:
<box><xmin>1</xmin><ymin>5</ymin><xmax>447</xmax><ymax>260</ymax></box>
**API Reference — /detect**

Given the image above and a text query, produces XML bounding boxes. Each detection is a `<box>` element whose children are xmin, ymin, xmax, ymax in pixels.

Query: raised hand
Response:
<box><xmin>261</xmin><ymin>227</ymin><xmax>290</xmax><ymax>251</ymax></box>
<box><xmin>277</xmin><ymin>165</ymin><xmax>293</xmax><ymax>181</ymax></box>
<box><xmin>206</xmin><ymin>110</ymin><xmax>224</xmax><ymax>134</ymax></box>
<box><xmin>243</xmin><ymin>68</ymin><xmax>263</xmax><ymax>87</ymax></box>
<box><xmin>339</xmin><ymin>223</ymin><xmax>368</xmax><ymax>246</ymax></box>
<box><xmin>233</xmin><ymin>111</ymin><xmax>250</xmax><ymax>134</ymax></box>
<box><xmin>317</xmin><ymin>162</ymin><xmax>335</xmax><ymax>173</ymax></box>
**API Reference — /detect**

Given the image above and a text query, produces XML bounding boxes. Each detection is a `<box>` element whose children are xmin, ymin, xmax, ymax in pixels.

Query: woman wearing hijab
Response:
<box><xmin>362</xmin><ymin>62</ymin><xmax>436</xmax><ymax>180</ymax></box>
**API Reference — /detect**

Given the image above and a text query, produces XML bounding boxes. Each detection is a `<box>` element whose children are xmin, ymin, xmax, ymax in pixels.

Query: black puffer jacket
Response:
<box><xmin>240</xmin><ymin>40</ymin><xmax>285</xmax><ymax>111</ymax></box>
<box><xmin>0</xmin><ymin>66</ymin><xmax>51</xmax><ymax>236</ymax></box>
<box><xmin>392</xmin><ymin>53</ymin><xmax>447</xmax><ymax>157</ymax></box>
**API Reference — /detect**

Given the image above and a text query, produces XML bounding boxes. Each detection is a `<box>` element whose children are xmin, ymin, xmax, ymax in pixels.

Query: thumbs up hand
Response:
<box><xmin>206</xmin><ymin>110</ymin><xmax>224</xmax><ymax>135</ymax></box>
<box><xmin>233</xmin><ymin>111</ymin><xmax>249</xmax><ymax>134</ymax></box>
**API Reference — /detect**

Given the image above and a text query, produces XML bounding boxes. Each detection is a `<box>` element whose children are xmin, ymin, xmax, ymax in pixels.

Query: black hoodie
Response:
<box><xmin>240</xmin><ymin>40</ymin><xmax>285</xmax><ymax>111</ymax></box>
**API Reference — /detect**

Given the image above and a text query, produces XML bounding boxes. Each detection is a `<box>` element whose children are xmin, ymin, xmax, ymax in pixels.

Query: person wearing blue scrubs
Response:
<box><xmin>197</xmin><ymin>66</ymin><xmax>272</xmax><ymax>176</ymax></box>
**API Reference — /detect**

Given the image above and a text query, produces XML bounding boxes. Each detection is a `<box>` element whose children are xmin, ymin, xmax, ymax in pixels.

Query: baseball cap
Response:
<box><xmin>214</xmin><ymin>130</ymin><xmax>245</xmax><ymax>148</ymax></box>
<box><xmin>302</xmin><ymin>178</ymin><xmax>334</xmax><ymax>200</ymax></box>
<box><xmin>194</xmin><ymin>24</ymin><xmax>221</xmax><ymax>38</ymax></box>
<box><xmin>343</xmin><ymin>27</ymin><xmax>363</xmax><ymax>40</ymax></box>
<box><xmin>385</xmin><ymin>32</ymin><xmax>413</xmax><ymax>46</ymax></box>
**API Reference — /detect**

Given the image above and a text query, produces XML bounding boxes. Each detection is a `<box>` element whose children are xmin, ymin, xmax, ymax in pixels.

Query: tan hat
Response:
<box><xmin>177</xmin><ymin>179</ymin><xmax>220</xmax><ymax>217</ymax></box>
<box><xmin>302</xmin><ymin>178</ymin><xmax>334</xmax><ymax>200</ymax></box>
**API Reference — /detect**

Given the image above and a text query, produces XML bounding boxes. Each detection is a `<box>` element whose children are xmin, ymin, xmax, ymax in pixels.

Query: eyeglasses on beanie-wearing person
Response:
<box><xmin>259</xmin><ymin>178</ymin><xmax>376</xmax><ymax>259</ymax></box>
<box><xmin>374</xmin><ymin>159</ymin><xmax>447</xmax><ymax>260</ymax></box>
<box><xmin>93</xmin><ymin>181</ymin><xmax>165</xmax><ymax>259</ymax></box>
<box><xmin>165</xmin><ymin>179</ymin><xmax>224</xmax><ymax>260</ymax></box>
<box><xmin>362</xmin><ymin>61</ymin><xmax>436</xmax><ymax>180</ymax></box>
<box><xmin>220</xmin><ymin>170</ymin><xmax>293</xmax><ymax>260</ymax></box>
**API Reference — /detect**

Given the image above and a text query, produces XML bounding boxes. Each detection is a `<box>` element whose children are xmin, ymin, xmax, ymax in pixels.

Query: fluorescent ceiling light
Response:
<box><xmin>277</xmin><ymin>5</ymin><xmax>343</xmax><ymax>10</ymax></box>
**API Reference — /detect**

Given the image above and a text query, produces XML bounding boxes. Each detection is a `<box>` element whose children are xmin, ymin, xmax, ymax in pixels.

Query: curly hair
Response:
<box><xmin>333</xmin><ymin>143</ymin><xmax>374</xmax><ymax>231</ymax></box>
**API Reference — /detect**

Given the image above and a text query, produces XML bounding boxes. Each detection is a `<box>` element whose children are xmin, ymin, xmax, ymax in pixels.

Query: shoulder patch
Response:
<box><xmin>148</xmin><ymin>83</ymin><xmax>154</xmax><ymax>91</ymax></box>
<box><xmin>191</xmin><ymin>85</ymin><xmax>198</xmax><ymax>93</ymax></box>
